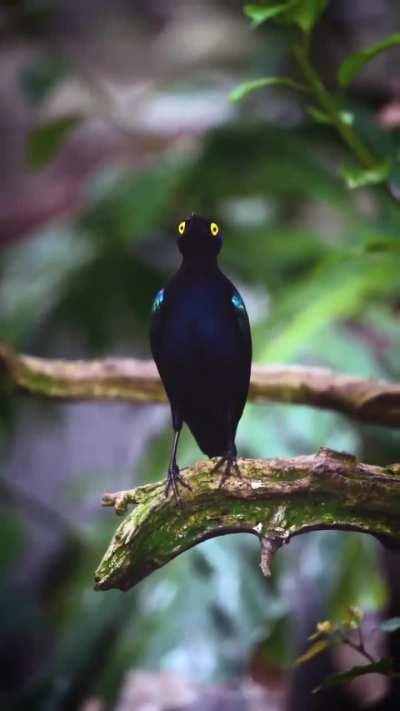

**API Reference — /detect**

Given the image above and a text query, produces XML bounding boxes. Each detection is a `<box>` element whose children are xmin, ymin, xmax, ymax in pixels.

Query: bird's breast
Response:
<box><xmin>163</xmin><ymin>280</ymin><xmax>235</xmax><ymax>364</ymax></box>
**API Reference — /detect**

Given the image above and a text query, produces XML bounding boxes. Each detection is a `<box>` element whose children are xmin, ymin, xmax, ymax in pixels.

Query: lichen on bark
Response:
<box><xmin>95</xmin><ymin>448</ymin><xmax>400</xmax><ymax>592</ymax></box>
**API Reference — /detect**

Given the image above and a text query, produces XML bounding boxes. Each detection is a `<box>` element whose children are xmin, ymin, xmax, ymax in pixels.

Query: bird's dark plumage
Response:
<box><xmin>150</xmin><ymin>214</ymin><xmax>252</xmax><ymax>502</ymax></box>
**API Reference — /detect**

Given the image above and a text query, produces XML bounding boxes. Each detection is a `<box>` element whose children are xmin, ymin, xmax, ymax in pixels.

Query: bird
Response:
<box><xmin>150</xmin><ymin>214</ymin><xmax>252</xmax><ymax>503</ymax></box>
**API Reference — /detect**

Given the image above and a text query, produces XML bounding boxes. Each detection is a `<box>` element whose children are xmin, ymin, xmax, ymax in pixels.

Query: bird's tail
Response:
<box><xmin>185</xmin><ymin>414</ymin><xmax>231</xmax><ymax>458</ymax></box>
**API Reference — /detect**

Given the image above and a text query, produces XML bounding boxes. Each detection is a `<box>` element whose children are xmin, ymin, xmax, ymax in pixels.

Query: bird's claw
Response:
<box><xmin>165</xmin><ymin>464</ymin><xmax>192</xmax><ymax>505</ymax></box>
<box><xmin>212</xmin><ymin>453</ymin><xmax>241</xmax><ymax>488</ymax></box>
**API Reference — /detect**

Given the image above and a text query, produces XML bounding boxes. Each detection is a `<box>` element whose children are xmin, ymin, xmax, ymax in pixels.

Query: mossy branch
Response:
<box><xmin>95</xmin><ymin>448</ymin><xmax>400</xmax><ymax>591</ymax></box>
<box><xmin>1</xmin><ymin>341</ymin><xmax>400</xmax><ymax>426</ymax></box>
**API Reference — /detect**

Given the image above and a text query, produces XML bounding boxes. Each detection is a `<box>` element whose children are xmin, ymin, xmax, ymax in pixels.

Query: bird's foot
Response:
<box><xmin>212</xmin><ymin>451</ymin><xmax>241</xmax><ymax>488</ymax></box>
<box><xmin>165</xmin><ymin>463</ymin><xmax>192</xmax><ymax>506</ymax></box>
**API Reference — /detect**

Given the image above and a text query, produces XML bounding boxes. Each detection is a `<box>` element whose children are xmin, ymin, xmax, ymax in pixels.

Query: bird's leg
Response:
<box><xmin>213</xmin><ymin>441</ymin><xmax>241</xmax><ymax>488</ymax></box>
<box><xmin>212</xmin><ymin>411</ymin><xmax>241</xmax><ymax>487</ymax></box>
<box><xmin>165</xmin><ymin>427</ymin><xmax>192</xmax><ymax>505</ymax></box>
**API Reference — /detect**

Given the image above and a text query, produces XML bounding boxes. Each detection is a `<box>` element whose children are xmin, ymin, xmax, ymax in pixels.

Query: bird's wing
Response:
<box><xmin>229</xmin><ymin>287</ymin><xmax>252</xmax><ymax>357</ymax></box>
<box><xmin>149</xmin><ymin>287</ymin><xmax>166</xmax><ymax>365</ymax></box>
<box><xmin>227</xmin><ymin>283</ymin><xmax>252</xmax><ymax>422</ymax></box>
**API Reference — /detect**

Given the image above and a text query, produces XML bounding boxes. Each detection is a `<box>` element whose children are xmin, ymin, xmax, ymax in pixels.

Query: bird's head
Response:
<box><xmin>176</xmin><ymin>214</ymin><xmax>222</xmax><ymax>259</ymax></box>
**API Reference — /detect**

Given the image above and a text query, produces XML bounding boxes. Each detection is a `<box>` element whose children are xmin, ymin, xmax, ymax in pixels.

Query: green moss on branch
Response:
<box><xmin>95</xmin><ymin>448</ymin><xmax>400</xmax><ymax>592</ymax></box>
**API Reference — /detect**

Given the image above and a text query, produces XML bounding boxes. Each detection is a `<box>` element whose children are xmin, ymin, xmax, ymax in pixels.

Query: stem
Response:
<box><xmin>293</xmin><ymin>38</ymin><xmax>377</xmax><ymax>169</ymax></box>
<box><xmin>341</xmin><ymin>633</ymin><xmax>377</xmax><ymax>665</ymax></box>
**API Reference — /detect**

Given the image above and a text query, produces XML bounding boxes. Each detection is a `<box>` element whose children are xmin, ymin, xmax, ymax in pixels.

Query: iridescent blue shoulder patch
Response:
<box><xmin>231</xmin><ymin>292</ymin><xmax>245</xmax><ymax>311</ymax></box>
<box><xmin>152</xmin><ymin>288</ymin><xmax>165</xmax><ymax>313</ymax></box>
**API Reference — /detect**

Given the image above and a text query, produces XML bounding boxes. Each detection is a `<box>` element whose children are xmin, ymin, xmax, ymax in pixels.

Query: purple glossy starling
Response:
<box><xmin>150</xmin><ymin>214</ymin><xmax>252</xmax><ymax>502</ymax></box>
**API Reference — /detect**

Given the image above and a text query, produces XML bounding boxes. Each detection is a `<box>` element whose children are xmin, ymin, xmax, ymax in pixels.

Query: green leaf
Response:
<box><xmin>341</xmin><ymin>161</ymin><xmax>390</xmax><ymax>189</ymax></box>
<box><xmin>380</xmin><ymin>617</ymin><xmax>400</xmax><ymax>633</ymax></box>
<box><xmin>27</xmin><ymin>115</ymin><xmax>81</xmax><ymax>169</ymax></box>
<box><xmin>308</xmin><ymin>106</ymin><xmax>331</xmax><ymax>124</ymax></box>
<box><xmin>338</xmin><ymin>33</ymin><xmax>400</xmax><ymax>88</ymax></box>
<box><xmin>244</xmin><ymin>1</ymin><xmax>327</xmax><ymax>30</ymax></box>
<box><xmin>313</xmin><ymin>658</ymin><xmax>395</xmax><ymax>693</ymax></box>
<box><xmin>230</xmin><ymin>76</ymin><xmax>308</xmax><ymax>102</ymax></box>
<box><xmin>290</xmin><ymin>0</ymin><xmax>328</xmax><ymax>32</ymax></box>
<box><xmin>308</xmin><ymin>107</ymin><xmax>354</xmax><ymax>125</ymax></box>
<box><xmin>295</xmin><ymin>639</ymin><xmax>329</xmax><ymax>665</ymax></box>
<box><xmin>364</xmin><ymin>237</ymin><xmax>400</xmax><ymax>253</ymax></box>
<box><xmin>244</xmin><ymin>2</ymin><xmax>293</xmax><ymax>26</ymax></box>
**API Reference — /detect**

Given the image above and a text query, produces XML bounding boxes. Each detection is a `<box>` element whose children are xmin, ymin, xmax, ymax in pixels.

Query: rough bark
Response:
<box><xmin>95</xmin><ymin>448</ymin><xmax>400</xmax><ymax>592</ymax></box>
<box><xmin>1</xmin><ymin>341</ymin><xmax>400</xmax><ymax>426</ymax></box>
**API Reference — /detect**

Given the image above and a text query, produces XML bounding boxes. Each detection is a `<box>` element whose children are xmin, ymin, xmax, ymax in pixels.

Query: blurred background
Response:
<box><xmin>1</xmin><ymin>0</ymin><xmax>400</xmax><ymax>709</ymax></box>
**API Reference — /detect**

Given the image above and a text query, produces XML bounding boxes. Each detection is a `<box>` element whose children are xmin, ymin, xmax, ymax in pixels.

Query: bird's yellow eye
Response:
<box><xmin>210</xmin><ymin>222</ymin><xmax>219</xmax><ymax>237</ymax></box>
<box><xmin>178</xmin><ymin>221</ymin><xmax>186</xmax><ymax>235</ymax></box>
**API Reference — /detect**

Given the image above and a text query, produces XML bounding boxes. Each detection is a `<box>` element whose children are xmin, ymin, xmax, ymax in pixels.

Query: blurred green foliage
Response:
<box><xmin>19</xmin><ymin>55</ymin><xmax>71</xmax><ymax>105</ymax></box>
<box><xmin>28</xmin><ymin>115</ymin><xmax>82</xmax><ymax>169</ymax></box>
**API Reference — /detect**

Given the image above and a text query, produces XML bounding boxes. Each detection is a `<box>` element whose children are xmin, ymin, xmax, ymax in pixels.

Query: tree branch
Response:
<box><xmin>1</xmin><ymin>341</ymin><xmax>400</xmax><ymax>426</ymax></box>
<box><xmin>95</xmin><ymin>448</ymin><xmax>400</xmax><ymax>591</ymax></box>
